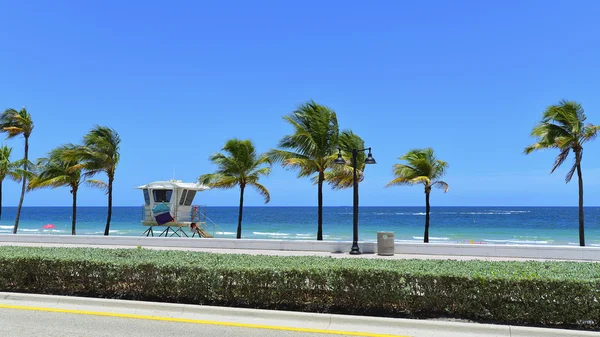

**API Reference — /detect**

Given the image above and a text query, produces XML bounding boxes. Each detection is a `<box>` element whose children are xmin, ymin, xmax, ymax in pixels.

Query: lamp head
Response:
<box><xmin>334</xmin><ymin>148</ymin><xmax>346</xmax><ymax>165</ymax></box>
<box><xmin>365</xmin><ymin>148</ymin><xmax>376</xmax><ymax>164</ymax></box>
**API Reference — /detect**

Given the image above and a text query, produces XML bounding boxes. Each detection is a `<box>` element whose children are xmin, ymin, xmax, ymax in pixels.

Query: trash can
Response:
<box><xmin>377</xmin><ymin>232</ymin><xmax>394</xmax><ymax>256</ymax></box>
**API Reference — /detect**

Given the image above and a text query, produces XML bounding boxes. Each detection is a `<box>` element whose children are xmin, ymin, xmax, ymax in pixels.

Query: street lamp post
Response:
<box><xmin>334</xmin><ymin>147</ymin><xmax>376</xmax><ymax>254</ymax></box>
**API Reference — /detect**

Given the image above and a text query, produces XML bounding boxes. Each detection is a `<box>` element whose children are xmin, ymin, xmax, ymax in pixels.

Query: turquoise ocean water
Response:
<box><xmin>0</xmin><ymin>206</ymin><xmax>599</xmax><ymax>246</ymax></box>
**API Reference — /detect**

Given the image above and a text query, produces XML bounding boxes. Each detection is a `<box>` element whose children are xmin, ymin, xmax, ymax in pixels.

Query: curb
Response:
<box><xmin>0</xmin><ymin>292</ymin><xmax>596</xmax><ymax>337</ymax></box>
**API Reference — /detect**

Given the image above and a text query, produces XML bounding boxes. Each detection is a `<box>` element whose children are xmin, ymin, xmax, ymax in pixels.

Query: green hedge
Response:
<box><xmin>0</xmin><ymin>246</ymin><xmax>598</xmax><ymax>330</ymax></box>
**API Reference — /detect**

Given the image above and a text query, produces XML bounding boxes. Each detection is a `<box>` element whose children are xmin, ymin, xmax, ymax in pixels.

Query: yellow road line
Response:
<box><xmin>0</xmin><ymin>303</ymin><xmax>410</xmax><ymax>337</ymax></box>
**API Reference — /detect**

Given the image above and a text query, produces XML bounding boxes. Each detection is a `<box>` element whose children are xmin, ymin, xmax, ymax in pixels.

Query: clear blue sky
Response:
<box><xmin>1</xmin><ymin>0</ymin><xmax>600</xmax><ymax>207</ymax></box>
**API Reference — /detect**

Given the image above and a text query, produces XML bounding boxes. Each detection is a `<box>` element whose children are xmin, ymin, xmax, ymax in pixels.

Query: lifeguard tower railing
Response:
<box><xmin>140</xmin><ymin>204</ymin><xmax>221</xmax><ymax>238</ymax></box>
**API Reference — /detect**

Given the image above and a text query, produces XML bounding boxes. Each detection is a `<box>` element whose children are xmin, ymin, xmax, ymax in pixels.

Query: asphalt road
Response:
<box><xmin>0</xmin><ymin>308</ymin><xmax>387</xmax><ymax>337</ymax></box>
<box><xmin>1</xmin><ymin>293</ymin><xmax>595</xmax><ymax>337</ymax></box>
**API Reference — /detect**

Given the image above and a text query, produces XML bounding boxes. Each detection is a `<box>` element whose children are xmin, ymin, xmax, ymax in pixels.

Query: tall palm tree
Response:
<box><xmin>524</xmin><ymin>100</ymin><xmax>599</xmax><ymax>247</ymax></box>
<box><xmin>269</xmin><ymin>101</ymin><xmax>339</xmax><ymax>240</ymax></box>
<box><xmin>0</xmin><ymin>145</ymin><xmax>22</xmax><ymax>220</ymax></box>
<box><xmin>66</xmin><ymin>126</ymin><xmax>121</xmax><ymax>236</ymax></box>
<box><xmin>0</xmin><ymin>108</ymin><xmax>34</xmax><ymax>233</ymax></box>
<box><xmin>199</xmin><ymin>139</ymin><xmax>271</xmax><ymax>239</ymax></box>
<box><xmin>29</xmin><ymin>145</ymin><xmax>101</xmax><ymax>235</ymax></box>
<box><xmin>324</xmin><ymin>130</ymin><xmax>367</xmax><ymax>189</ymax></box>
<box><xmin>386</xmin><ymin>148</ymin><xmax>449</xmax><ymax>243</ymax></box>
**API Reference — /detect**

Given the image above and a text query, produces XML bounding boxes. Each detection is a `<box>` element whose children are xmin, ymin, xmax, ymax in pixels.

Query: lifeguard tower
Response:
<box><xmin>136</xmin><ymin>180</ymin><xmax>218</xmax><ymax>238</ymax></box>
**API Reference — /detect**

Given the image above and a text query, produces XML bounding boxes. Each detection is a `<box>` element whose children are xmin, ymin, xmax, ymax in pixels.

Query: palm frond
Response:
<box><xmin>201</xmin><ymin>139</ymin><xmax>271</xmax><ymax>200</ymax></box>
<box><xmin>249</xmin><ymin>181</ymin><xmax>270</xmax><ymax>203</ymax></box>
<box><xmin>267</xmin><ymin>149</ymin><xmax>309</xmax><ymax>164</ymax></box>
<box><xmin>0</xmin><ymin>108</ymin><xmax>34</xmax><ymax>138</ymax></box>
<box><xmin>551</xmin><ymin>148</ymin><xmax>570</xmax><ymax>174</ymax></box>
<box><xmin>85</xmin><ymin>179</ymin><xmax>108</xmax><ymax>192</ymax></box>
<box><xmin>526</xmin><ymin>100</ymin><xmax>597</xmax><ymax>185</ymax></box>
<box><xmin>582</xmin><ymin>124</ymin><xmax>600</xmax><ymax>142</ymax></box>
<box><xmin>282</xmin><ymin>157</ymin><xmax>319</xmax><ymax>178</ymax></box>
<box><xmin>387</xmin><ymin>148</ymin><xmax>448</xmax><ymax>192</ymax></box>
<box><xmin>565</xmin><ymin>150</ymin><xmax>583</xmax><ymax>183</ymax></box>
<box><xmin>433</xmin><ymin>181</ymin><xmax>450</xmax><ymax>192</ymax></box>
<box><xmin>28</xmin><ymin>176</ymin><xmax>72</xmax><ymax>191</ymax></box>
<box><xmin>385</xmin><ymin>176</ymin><xmax>414</xmax><ymax>187</ymax></box>
<box><xmin>249</xmin><ymin>166</ymin><xmax>272</xmax><ymax>178</ymax></box>
<box><xmin>273</xmin><ymin>101</ymin><xmax>340</xmax><ymax>182</ymax></box>
<box><xmin>324</xmin><ymin>164</ymin><xmax>364</xmax><ymax>190</ymax></box>
<box><xmin>64</xmin><ymin>126</ymin><xmax>121</xmax><ymax>178</ymax></box>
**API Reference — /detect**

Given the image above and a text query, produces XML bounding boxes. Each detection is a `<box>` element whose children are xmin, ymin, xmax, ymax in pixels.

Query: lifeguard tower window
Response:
<box><xmin>179</xmin><ymin>190</ymin><xmax>187</xmax><ymax>205</ymax></box>
<box><xmin>184</xmin><ymin>190</ymin><xmax>196</xmax><ymax>205</ymax></box>
<box><xmin>179</xmin><ymin>190</ymin><xmax>197</xmax><ymax>206</ymax></box>
<box><xmin>143</xmin><ymin>189</ymin><xmax>150</xmax><ymax>205</ymax></box>
<box><xmin>153</xmin><ymin>189</ymin><xmax>172</xmax><ymax>203</ymax></box>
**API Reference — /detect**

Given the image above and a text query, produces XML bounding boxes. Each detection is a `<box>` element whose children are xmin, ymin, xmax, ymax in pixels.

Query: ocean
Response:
<box><xmin>0</xmin><ymin>206</ymin><xmax>599</xmax><ymax>246</ymax></box>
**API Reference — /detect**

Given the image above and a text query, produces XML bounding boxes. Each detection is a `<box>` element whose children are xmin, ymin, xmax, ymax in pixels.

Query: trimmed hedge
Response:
<box><xmin>0</xmin><ymin>246</ymin><xmax>599</xmax><ymax>330</ymax></box>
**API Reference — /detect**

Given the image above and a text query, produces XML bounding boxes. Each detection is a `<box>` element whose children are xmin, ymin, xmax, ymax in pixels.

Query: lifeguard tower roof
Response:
<box><xmin>135</xmin><ymin>180</ymin><xmax>210</xmax><ymax>191</ymax></box>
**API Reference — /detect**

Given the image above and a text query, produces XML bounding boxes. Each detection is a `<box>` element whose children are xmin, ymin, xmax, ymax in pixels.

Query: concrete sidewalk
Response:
<box><xmin>2</xmin><ymin>234</ymin><xmax>599</xmax><ymax>261</ymax></box>
<box><xmin>0</xmin><ymin>241</ymin><xmax>586</xmax><ymax>262</ymax></box>
<box><xmin>0</xmin><ymin>292</ymin><xmax>596</xmax><ymax>337</ymax></box>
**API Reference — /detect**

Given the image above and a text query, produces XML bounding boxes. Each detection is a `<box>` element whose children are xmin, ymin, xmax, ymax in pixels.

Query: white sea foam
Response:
<box><xmin>507</xmin><ymin>240</ymin><xmax>549</xmax><ymax>244</ymax></box>
<box><xmin>22</xmin><ymin>229</ymin><xmax>40</xmax><ymax>232</ymax></box>
<box><xmin>394</xmin><ymin>212</ymin><xmax>427</xmax><ymax>215</ymax></box>
<box><xmin>412</xmin><ymin>236</ymin><xmax>450</xmax><ymax>240</ymax></box>
<box><xmin>216</xmin><ymin>231</ymin><xmax>236</xmax><ymax>235</ymax></box>
<box><xmin>0</xmin><ymin>225</ymin><xmax>13</xmax><ymax>230</ymax></box>
<box><xmin>295</xmin><ymin>233</ymin><xmax>313</xmax><ymax>238</ymax></box>
<box><xmin>460</xmin><ymin>210</ymin><xmax>530</xmax><ymax>215</ymax></box>
<box><xmin>253</xmin><ymin>232</ymin><xmax>290</xmax><ymax>237</ymax></box>
<box><xmin>395</xmin><ymin>210</ymin><xmax>530</xmax><ymax>216</ymax></box>
<box><xmin>107</xmin><ymin>230</ymin><xmax>128</xmax><ymax>235</ymax></box>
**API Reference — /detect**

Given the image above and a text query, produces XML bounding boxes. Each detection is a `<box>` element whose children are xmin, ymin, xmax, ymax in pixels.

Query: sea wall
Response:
<box><xmin>0</xmin><ymin>234</ymin><xmax>599</xmax><ymax>261</ymax></box>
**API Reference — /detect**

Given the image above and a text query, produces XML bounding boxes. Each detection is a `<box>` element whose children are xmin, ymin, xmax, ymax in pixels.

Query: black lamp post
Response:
<box><xmin>334</xmin><ymin>147</ymin><xmax>376</xmax><ymax>254</ymax></box>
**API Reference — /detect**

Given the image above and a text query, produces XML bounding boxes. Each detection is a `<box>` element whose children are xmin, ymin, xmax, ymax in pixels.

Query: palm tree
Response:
<box><xmin>0</xmin><ymin>145</ymin><xmax>22</xmax><ymax>220</ymax></box>
<box><xmin>0</xmin><ymin>108</ymin><xmax>34</xmax><ymax>233</ymax></box>
<box><xmin>29</xmin><ymin>145</ymin><xmax>101</xmax><ymax>235</ymax></box>
<box><xmin>386</xmin><ymin>148</ymin><xmax>449</xmax><ymax>243</ymax></box>
<box><xmin>524</xmin><ymin>100</ymin><xmax>599</xmax><ymax>247</ymax></box>
<box><xmin>66</xmin><ymin>126</ymin><xmax>121</xmax><ymax>236</ymax></box>
<box><xmin>324</xmin><ymin>130</ymin><xmax>367</xmax><ymax>189</ymax></box>
<box><xmin>269</xmin><ymin>101</ymin><xmax>339</xmax><ymax>240</ymax></box>
<box><xmin>199</xmin><ymin>139</ymin><xmax>271</xmax><ymax>239</ymax></box>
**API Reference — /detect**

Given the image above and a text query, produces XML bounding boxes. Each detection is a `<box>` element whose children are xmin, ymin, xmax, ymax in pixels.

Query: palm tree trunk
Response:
<box><xmin>317</xmin><ymin>171</ymin><xmax>324</xmax><ymax>241</ymax></box>
<box><xmin>13</xmin><ymin>136</ymin><xmax>28</xmax><ymax>234</ymax></box>
<box><xmin>72</xmin><ymin>186</ymin><xmax>77</xmax><ymax>235</ymax></box>
<box><xmin>577</xmin><ymin>163</ymin><xmax>585</xmax><ymax>246</ymax></box>
<box><xmin>237</xmin><ymin>184</ymin><xmax>245</xmax><ymax>239</ymax></box>
<box><xmin>424</xmin><ymin>189</ymin><xmax>431</xmax><ymax>243</ymax></box>
<box><xmin>104</xmin><ymin>175</ymin><xmax>113</xmax><ymax>236</ymax></box>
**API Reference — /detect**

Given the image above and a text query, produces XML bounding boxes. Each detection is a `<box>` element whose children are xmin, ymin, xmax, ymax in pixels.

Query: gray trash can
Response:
<box><xmin>377</xmin><ymin>232</ymin><xmax>394</xmax><ymax>256</ymax></box>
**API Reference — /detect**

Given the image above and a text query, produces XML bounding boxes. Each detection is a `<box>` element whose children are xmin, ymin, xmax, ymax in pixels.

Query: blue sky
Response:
<box><xmin>1</xmin><ymin>0</ymin><xmax>600</xmax><ymax>207</ymax></box>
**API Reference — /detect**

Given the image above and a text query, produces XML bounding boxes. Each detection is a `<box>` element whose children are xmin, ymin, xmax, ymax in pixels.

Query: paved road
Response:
<box><xmin>0</xmin><ymin>307</ymin><xmax>398</xmax><ymax>337</ymax></box>
<box><xmin>0</xmin><ymin>293</ymin><xmax>596</xmax><ymax>337</ymax></box>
